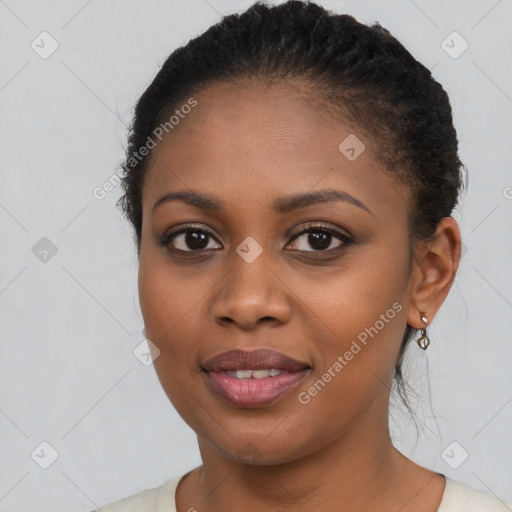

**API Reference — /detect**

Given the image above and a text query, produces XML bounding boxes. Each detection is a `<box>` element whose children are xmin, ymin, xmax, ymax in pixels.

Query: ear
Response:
<box><xmin>406</xmin><ymin>217</ymin><xmax>461</xmax><ymax>329</ymax></box>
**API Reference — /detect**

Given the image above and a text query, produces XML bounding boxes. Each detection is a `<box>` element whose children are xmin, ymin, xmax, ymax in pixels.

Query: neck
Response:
<box><xmin>176</xmin><ymin>409</ymin><xmax>435</xmax><ymax>511</ymax></box>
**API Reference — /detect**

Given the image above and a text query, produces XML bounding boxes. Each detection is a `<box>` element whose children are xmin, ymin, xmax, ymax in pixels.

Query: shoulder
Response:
<box><xmin>439</xmin><ymin>477</ymin><xmax>511</xmax><ymax>512</ymax></box>
<box><xmin>89</xmin><ymin>475</ymin><xmax>182</xmax><ymax>512</ymax></box>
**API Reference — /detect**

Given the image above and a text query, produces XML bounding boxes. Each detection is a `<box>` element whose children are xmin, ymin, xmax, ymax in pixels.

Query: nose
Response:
<box><xmin>211</xmin><ymin>251</ymin><xmax>292</xmax><ymax>331</ymax></box>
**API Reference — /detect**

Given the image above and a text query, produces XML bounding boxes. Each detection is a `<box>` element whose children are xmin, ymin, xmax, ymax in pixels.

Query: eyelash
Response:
<box><xmin>157</xmin><ymin>222</ymin><xmax>354</xmax><ymax>256</ymax></box>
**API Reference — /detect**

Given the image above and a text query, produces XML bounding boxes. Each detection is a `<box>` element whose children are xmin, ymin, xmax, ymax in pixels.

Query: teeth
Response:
<box><xmin>251</xmin><ymin>369</ymin><xmax>269</xmax><ymax>379</ymax></box>
<box><xmin>236</xmin><ymin>369</ymin><xmax>253</xmax><ymax>379</ymax></box>
<box><xmin>230</xmin><ymin>369</ymin><xmax>283</xmax><ymax>379</ymax></box>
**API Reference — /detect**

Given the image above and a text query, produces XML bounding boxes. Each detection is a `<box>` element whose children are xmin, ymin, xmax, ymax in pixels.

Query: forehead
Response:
<box><xmin>142</xmin><ymin>79</ymin><xmax>410</xmax><ymax>219</ymax></box>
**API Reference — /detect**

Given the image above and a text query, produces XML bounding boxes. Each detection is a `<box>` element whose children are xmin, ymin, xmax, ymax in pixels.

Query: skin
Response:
<box><xmin>138</xmin><ymin>79</ymin><xmax>461</xmax><ymax>512</ymax></box>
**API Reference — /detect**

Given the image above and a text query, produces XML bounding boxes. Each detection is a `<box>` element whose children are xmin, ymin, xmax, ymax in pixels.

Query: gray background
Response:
<box><xmin>0</xmin><ymin>0</ymin><xmax>511</xmax><ymax>510</ymax></box>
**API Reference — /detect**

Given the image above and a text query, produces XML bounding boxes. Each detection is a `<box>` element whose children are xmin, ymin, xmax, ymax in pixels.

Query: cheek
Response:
<box><xmin>138</xmin><ymin>249</ymin><xmax>199</xmax><ymax>358</ymax></box>
<box><xmin>138</xmin><ymin>257</ymin><xmax>206</xmax><ymax>416</ymax></box>
<box><xmin>138</xmin><ymin>227</ymin><xmax>205</xmax><ymax>331</ymax></box>
<box><xmin>293</xmin><ymin>245</ymin><xmax>410</xmax><ymax>381</ymax></box>
<box><xmin>303</xmin><ymin>248</ymin><xmax>407</xmax><ymax>326</ymax></box>
<box><xmin>289</xmin><ymin>269</ymin><xmax>408</xmax><ymax>437</ymax></box>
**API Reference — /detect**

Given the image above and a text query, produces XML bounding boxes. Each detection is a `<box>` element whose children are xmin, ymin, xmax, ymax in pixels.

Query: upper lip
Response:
<box><xmin>202</xmin><ymin>349</ymin><xmax>310</xmax><ymax>372</ymax></box>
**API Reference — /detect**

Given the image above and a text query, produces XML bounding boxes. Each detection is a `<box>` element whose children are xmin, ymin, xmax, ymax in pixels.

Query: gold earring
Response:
<box><xmin>416</xmin><ymin>312</ymin><xmax>430</xmax><ymax>350</ymax></box>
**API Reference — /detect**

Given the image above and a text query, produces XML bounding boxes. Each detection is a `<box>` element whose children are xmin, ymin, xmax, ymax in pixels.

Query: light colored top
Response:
<box><xmin>91</xmin><ymin>472</ymin><xmax>511</xmax><ymax>512</ymax></box>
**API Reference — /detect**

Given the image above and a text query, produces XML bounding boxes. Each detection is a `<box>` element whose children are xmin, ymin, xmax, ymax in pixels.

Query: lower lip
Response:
<box><xmin>204</xmin><ymin>370</ymin><xmax>309</xmax><ymax>408</ymax></box>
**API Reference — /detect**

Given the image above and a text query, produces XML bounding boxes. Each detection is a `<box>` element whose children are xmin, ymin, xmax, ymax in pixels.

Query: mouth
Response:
<box><xmin>201</xmin><ymin>349</ymin><xmax>311</xmax><ymax>408</ymax></box>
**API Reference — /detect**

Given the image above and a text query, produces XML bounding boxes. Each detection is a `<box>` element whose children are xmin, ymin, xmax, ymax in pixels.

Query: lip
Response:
<box><xmin>202</xmin><ymin>349</ymin><xmax>311</xmax><ymax>408</ymax></box>
<box><xmin>202</xmin><ymin>349</ymin><xmax>310</xmax><ymax>372</ymax></box>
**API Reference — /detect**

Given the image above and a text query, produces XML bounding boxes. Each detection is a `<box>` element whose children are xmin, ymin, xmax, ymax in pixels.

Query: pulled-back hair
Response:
<box><xmin>117</xmin><ymin>0</ymin><xmax>465</xmax><ymax>409</ymax></box>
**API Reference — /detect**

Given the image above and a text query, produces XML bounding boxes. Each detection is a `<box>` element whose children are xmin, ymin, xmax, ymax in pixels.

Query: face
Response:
<box><xmin>138</xmin><ymin>79</ymin><xmax>416</xmax><ymax>465</ymax></box>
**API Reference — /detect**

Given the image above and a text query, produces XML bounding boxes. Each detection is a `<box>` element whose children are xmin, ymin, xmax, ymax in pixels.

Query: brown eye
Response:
<box><xmin>287</xmin><ymin>224</ymin><xmax>353</xmax><ymax>252</ymax></box>
<box><xmin>296</xmin><ymin>231</ymin><xmax>339</xmax><ymax>251</ymax></box>
<box><xmin>161</xmin><ymin>225</ymin><xmax>222</xmax><ymax>252</ymax></box>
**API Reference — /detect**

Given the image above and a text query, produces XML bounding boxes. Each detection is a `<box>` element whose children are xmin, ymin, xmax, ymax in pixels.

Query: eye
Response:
<box><xmin>158</xmin><ymin>222</ymin><xmax>353</xmax><ymax>255</ymax></box>
<box><xmin>159</xmin><ymin>224</ymin><xmax>221</xmax><ymax>252</ymax></box>
<box><xmin>286</xmin><ymin>223</ymin><xmax>353</xmax><ymax>252</ymax></box>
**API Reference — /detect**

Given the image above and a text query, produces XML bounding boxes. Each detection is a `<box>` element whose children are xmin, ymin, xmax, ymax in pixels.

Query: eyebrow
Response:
<box><xmin>152</xmin><ymin>189</ymin><xmax>372</xmax><ymax>215</ymax></box>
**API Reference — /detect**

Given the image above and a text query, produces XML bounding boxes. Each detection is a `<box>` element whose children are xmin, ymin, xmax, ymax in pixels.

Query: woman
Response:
<box><xmin>92</xmin><ymin>1</ymin><xmax>509</xmax><ymax>511</ymax></box>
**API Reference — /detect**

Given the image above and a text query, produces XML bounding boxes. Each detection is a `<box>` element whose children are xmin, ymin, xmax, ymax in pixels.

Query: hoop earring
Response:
<box><xmin>416</xmin><ymin>312</ymin><xmax>430</xmax><ymax>350</ymax></box>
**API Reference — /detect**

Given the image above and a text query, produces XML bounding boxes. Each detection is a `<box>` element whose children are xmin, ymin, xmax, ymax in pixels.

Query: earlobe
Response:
<box><xmin>406</xmin><ymin>216</ymin><xmax>461</xmax><ymax>329</ymax></box>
